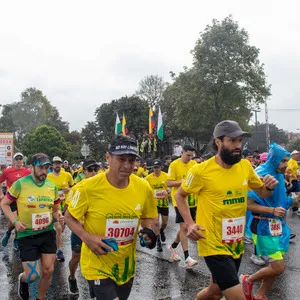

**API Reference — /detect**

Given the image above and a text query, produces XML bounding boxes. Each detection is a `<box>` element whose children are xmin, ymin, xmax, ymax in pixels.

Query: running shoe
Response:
<box><xmin>1</xmin><ymin>231</ymin><xmax>11</xmax><ymax>247</ymax></box>
<box><xmin>18</xmin><ymin>273</ymin><xmax>29</xmax><ymax>300</ymax></box>
<box><xmin>184</xmin><ymin>256</ymin><xmax>198</xmax><ymax>267</ymax></box>
<box><xmin>240</xmin><ymin>274</ymin><xmax>253</xmax><ymax>300</ymax></box>
<box><xmin>56</xmin><ymin>250</ymin><xmax>65</xmax><ymax>262</ymax></box>
<box><xmin>68</xmin><ymin>276</ymin><xmax>79</xmax><ymax>295</ymax></box>
<box><xmin>168</xmin><ymin>244</ymin><xmax>181</xmax><ymax>261</ymax></box>
<box><xmin>250</xmin><ymin>254</ymin><xmax>266</xmax><ymax>266</ymax></box>
<box><xmin>13</xmin><ymin>239</ymin><xmax>19</xmax><ymax>251</ymax></box>
<box><xmin>290</xmin><ymin>233</ymin><xmax>296</xmax><ymax>240</ymax></box>
<box><xmin>160</xmin><ymin>231</ymin><xmax>166</xmax><ymax>243</ymax></box>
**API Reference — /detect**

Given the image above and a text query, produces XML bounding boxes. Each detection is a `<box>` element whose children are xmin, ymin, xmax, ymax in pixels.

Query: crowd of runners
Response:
<box><xmin>0</xmin><ymin>119</ymin><xmax>299</xmax><ymax>300</ymax></box>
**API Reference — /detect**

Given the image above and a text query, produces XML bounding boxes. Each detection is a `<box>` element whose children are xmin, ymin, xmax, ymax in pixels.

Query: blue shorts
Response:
<box><xmin>71</xmin><ymin>232</ymin><xmax>82</xmax><ymax>253</ymax></box>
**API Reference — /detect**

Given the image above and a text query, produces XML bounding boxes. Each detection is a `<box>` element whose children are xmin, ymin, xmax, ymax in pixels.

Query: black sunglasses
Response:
<box><xmin>86</xmin><ymin>166</ymin><xmax>100</xmax><ymax>173</ymax></box>
<box><xmin>15</xmin><ymin>157</ymin><xmax>23</xmax><ymax>161</ymax></box>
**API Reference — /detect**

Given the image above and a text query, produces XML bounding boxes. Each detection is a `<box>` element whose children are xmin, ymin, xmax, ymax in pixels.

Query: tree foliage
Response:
<box><xmin>162</xmin><ymin>16</ymin><xmax>271</xmax><ymax>145</ymax></box>
<box><xmin>135</xmin><ymin>75</ymin><xmax>168</xmax><ymax>107</ymax></box>
<box><xmin>22</xmin><ymin>125</ymin><xmax>71</xmax><ymax>159</ymax></box>
<box><xmin>0</xmin><ymin>87</ymin><xmax>69</xmax><ymax>147</ymax></box>
<box><xmin>245</xmin><ymin>123</ymin><xmax>288</xmax><ymax>152</ymax></box>
<box><xmin>286</xmin><ymin>138</ymin><xmax>300</xmax><ymax>153</ymax></box>
<box><xmin>82</xmin><ymin>96</ymin><xmax>149</xmax><ymax>160</ymax></box>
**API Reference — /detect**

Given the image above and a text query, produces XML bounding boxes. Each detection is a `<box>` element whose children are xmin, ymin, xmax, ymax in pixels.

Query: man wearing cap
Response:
<box><xmin>0</xmin><ymin>152</ymin><xmax>31</xmax><ymax>249</ymax></box>
<box><xmin>163</xmin><ymin>155</ymin><xmax>172</xmax><ymax>173</ymax></box>
<box><xmin>167</xmin><ymin>144</ymin><xmax>198</xmax><ymax>267</ymax></box>
<box><xmin>47</xmin><ymin>156</ymin><xmax>74</xmax><ymax>262</ymax></box>
<box><xmin>65</xmin><ymin>158</ymin><xmax>100</xmax><ymax>295</ymax></box>
<box><xmin>65</xmin><ymin>134</ymin><xmax>158</xmax><ymax>300</ymax></box>
<box><xmin>176</xmin><ymin>120</ymin><xmax>278</xmax><ymax>300</ymax></box>
<box><xmin>146</xmin><ymin>159</ymin><xmax>169</xmax><ymax>252</ymax></box>
<box><xmin>63</xmin><ymin>160</ymin><xmax>73</xmax><ymax>175</ymax></box>
<box><xmin>1</xmin><ymin>153</ymin><xmax>63</xmax><ymax>300</ymax></box>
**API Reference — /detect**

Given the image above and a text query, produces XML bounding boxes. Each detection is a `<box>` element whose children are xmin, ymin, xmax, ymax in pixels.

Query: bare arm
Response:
<box><xmin>247</xmin><ymin>198</ymin><xmax>286</xmax><ymax>217</ymax></box>
<box><xmin>166</xmin><ymin>179</ymin><xmax>183</xmax><ymax>187</ymax></box>
<box><xmin>64</xmin><ymin>209</ymin><xmax>112</xmax><ymax>254</ymax></box>
<box><xmin>253</xmin><ymin>175</ymin><xmax>278</xmax><ymax>198</ymax></box>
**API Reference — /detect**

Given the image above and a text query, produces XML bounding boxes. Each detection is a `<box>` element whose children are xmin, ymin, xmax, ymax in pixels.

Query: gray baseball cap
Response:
<box><xmin>213</xmin><ymin>120</ymin><xmax>251</xmax><ymax>138</ymax></box>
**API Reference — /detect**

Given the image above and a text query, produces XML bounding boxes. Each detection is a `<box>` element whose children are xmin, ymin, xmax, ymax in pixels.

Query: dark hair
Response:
<box><xmin>212</xmin><ymin>136</ymin><xmax>224</xmax><ymax>152</ymax></box>
<box><xmin>83</xmin><ymin>158</ymin><xmax>98</xmax><ymax>170</ymax></box>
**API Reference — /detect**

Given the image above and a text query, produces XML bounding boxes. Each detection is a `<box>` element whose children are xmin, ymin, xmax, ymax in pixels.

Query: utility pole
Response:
<box><xmin>265</xmin><ymin>99</ymin><xmax>270</xmax><ymax>150</ymax></box>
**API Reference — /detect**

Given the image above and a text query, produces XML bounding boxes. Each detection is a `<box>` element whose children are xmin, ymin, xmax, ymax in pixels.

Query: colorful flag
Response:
<box><xmin>153</xmin><ymin>137</ymin><xmax>157</xmax><ymax>152</ymax></box>
<box><xmin>149</xmin><ymin>107</ymin><xmax>155</xmax><ymax>135</ymax></box>
<box><xmin>115</xmin><ymin>113</ymin><xmax>122</xmax><ymax>135</ymax></box>
<box><xmin>157</xmin><ymin>107</ymin><xmax>163</xmax><ymax>141</ymax></box>
<box><xmin>122</xmin><ymin>114</ymin><xmax>128</xmax><ymax>135</ymax></box>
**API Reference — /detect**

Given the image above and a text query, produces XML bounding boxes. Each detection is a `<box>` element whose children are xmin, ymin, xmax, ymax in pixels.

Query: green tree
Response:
<box><xmin>163</xmin><ymin>16</ymin><xmax>271</xmax><ymax>147</ymax></box>
<box><xmin>286</xmin><ymin>138</ymin><xmax>300</xmax><ymax>152</ymax></box>
<box><xmin>22</xmin><ymin>125</ymin><xmax>71</xmax><ymax>159</ymax></box>
<box><xmin>63</xmin><ymin>130</ymin><xmax>83</xmax><ymax>161</ymax></box>
<box><xmin>82</xmin><ymin>96</ymin><xmax>149</xmax><ymax>159</ymax></box>
<box><xmin>245</xmin><ymin>123</ymin><xmax>288</xmax><ymax>152</ymax></box>
<box><xmin>135</xmin><ymin>75</ymin><xmax>168</xmax><ymax>107</ymax></box>
<box><xmin>0</xmin><ymin>87</ymin><xmax>69</xmax><ymax>147</ymax></box>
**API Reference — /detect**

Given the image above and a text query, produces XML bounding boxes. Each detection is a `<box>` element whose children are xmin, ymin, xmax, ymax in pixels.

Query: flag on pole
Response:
<box><xmin>149</xmin><ymin>107</ymin><xmax>155</xmax><ymax>135</ymax></box>
<box><xmin>122</xmin><ymin>114</ymin><xmax>128</xmax><ymax>135</ymax></box>
<box><xmin>157</xmin><ymin>107</ymin><xmax>164</xmax><ymax>141</ymax></box>
<box><xmin>115</xmin><ymin>113</ymin><xmax>122</xmax><ymax>135</ymax></box>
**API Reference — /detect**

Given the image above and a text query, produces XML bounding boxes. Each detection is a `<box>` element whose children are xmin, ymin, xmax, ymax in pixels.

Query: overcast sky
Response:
<box><xmin>0</xmin><ymin>0</ymin><xmax>299</xmax><ymax>132</ymax></box>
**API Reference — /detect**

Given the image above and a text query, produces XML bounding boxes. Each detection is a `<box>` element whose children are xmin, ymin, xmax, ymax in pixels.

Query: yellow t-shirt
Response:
<box><xmin>145</xmin><ymin>172</ymin><xmax>169</xmax><ymax>208</ymax></box>
<box><xmin>7</xmin><ymin>175</ymin><xmax>59</xmax><ymax>239</ymax></box>
<box><xmin>47</xmin><ymin>171</ymin><xmax>74</xmax><ymax>206</ymax></box>
<box><xmin>136</xmin><ymin>167</ymin><xmax>144</xmax><ymax>178</ymax></box>
<box><xmin>67</xmin><ymin>173</ymin><xmax>158</xmax><ymax>284</ymax></box>
<box><xmin>182</xmin><ymin>157</ymin><xmax>263</xmax><ymax>258</ymax></box>
<box><xmin>287</xmin><ymin>158</ymin><xmax>298</xmax><ymax>180</ymax></box>
<box><xmin>167</xmin><ymin>158</ymin><xmax>197</xmax><ymax>207</ymax></box>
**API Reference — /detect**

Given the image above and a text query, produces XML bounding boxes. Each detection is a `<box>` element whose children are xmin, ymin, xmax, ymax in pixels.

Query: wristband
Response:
<box><xmin>265</xmin><ymin>186</ymin><xmax>274</xmax><ymax>191</ymax></box>
<box><xmin>13</xmin><ymin>219</ymin><xmax>18</xmax><ymax>225</ymax></box>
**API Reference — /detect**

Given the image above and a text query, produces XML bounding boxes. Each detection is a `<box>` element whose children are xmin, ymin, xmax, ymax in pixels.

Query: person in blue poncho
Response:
<box><xmin>240</xmin><ymin>142</ymin><xmax>294</xmax><ymax>300</ymax></box>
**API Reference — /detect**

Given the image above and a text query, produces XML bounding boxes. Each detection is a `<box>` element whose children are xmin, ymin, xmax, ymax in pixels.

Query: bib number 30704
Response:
<box><xmin>222</xmin><ymin>217</ymin><xmax>245</xmax><ymax>244</ymax></box>
<box><xmin>32</xmin><ymin>212</ymin><xmax>51</xmax><ymax>231</ymax></box>
<box><xmin>106</xmin><ymin>219</ymin><xmax>138</xmax><ymax>246</ymax></box>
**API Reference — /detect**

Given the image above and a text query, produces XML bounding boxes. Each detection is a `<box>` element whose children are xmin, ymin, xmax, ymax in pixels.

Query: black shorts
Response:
<box><xmin>289</xmin><ymin>180</ymin><xmax>300</xmax><ymax>193</ymax></box>
<box><xmin>157</xmin><ymin>207</ymin><xmax>169</xmax><ymax>216</ymax></box>
<box><xmin>175</xmin><ymin>207</ymin><xmax>196</xmax><ymax>223</ymax></box>
<box><xmin>18</xmin><ymin>230</ymin><xmax>57</xmax><ymax>262</ymax></box>
<box><xmin>204</xmin><ymin>255</ymin><xmax>242</xmax><ymax>291</ymax></box>
<box><xmin>88</xmin><ymin>277</ymin><xmax>134</xmax><ymax>300</ymax></box>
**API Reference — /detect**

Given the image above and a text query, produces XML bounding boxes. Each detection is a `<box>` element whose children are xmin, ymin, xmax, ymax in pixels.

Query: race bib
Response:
<box><xmin>106</xmin><ymin>218</ymin><xmax>139</xmax><ymax>246</ymax></box>
<box><xmin>222</xmin><ymin>217</ymin><xmax>245</xmax><ymax>244</ymax></box>
<box><xmin>58</xmin><ymin>190</ymin><xmax>65</xmax><ymax>201</ymax></box>
<box><xmin>32</xmin><ymin>212</ymin><xmax>51</xmax><ymax>231</ymax></box>
<box><xmin>268</xmin><ymin>218</ymin><xmax>282</xmax><ymax>236</ymax></box>
<box><xmin>154</xmin><ymin>190</ymin><xmax>166</xmax><ymax>199</ymax></box>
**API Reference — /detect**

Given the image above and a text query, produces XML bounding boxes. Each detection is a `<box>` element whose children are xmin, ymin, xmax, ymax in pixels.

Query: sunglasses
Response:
<box><xmin>15</xmin><ymin>157</ymin><xmax>23</xmax><ymax>161</ymax></box>
<box><xmin>86</xmin><ymin>166</ymin><xmax>100</xmax><ymax>173</ymax></box>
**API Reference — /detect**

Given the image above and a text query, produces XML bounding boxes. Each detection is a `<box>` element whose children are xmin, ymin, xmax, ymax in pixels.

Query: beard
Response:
<box><xmin>33</xmin><ymin>170</ymin><xmax>47</xmax><ymax>182</ymax></box>
<box><xmin>220</xmin><ymin>145</ymin><xmax>242</xmax><ymax>166</ymax></box>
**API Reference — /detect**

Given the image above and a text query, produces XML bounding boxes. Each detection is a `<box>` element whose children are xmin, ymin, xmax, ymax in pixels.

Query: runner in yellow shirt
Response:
<box><xmin>47</xmin><ymin>156</ymin><xmax>74</xmax><ymax>262</ymax></box>
<box><xmin>65</xmin><ymin>158</ymin><xmax>100</xmax><ymax>295</ymax></box>
<box><xmin>146</xmin><ymin>159</ymin><xmax>169</xmax><ymax>252</ymax></box>
<box><xmin>65</xmin><ymin>134</ymin><xmax>158</xmax><ymax>300</ymax></box>
<box><xmin>167</xmin><ymin>144</ymin><xmax>197</xmax><ymax>267</ymax></box>
<box><xmin>176</xmin><ymin>120</ymin><xmax>278</xmax><ymax>300</ymax></box>
<box><xmin>1</xmin><ymin>153</ymin><xmax>63</xmax><ymax>300</ymax></box>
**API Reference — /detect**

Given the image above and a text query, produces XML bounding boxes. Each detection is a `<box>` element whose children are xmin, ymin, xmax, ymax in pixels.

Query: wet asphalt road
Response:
<box><xmin>0</xmin><ymin>208</ymin><xmax>300</xmax><ymax>300</ymax></box>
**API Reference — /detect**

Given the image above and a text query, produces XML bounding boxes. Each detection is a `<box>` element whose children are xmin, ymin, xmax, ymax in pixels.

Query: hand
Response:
<box><xmin>62</xmin><ymin>188</ymin><xmax>70</xmax><ymax>194</ymax></box>
<box><xmin>138</xmin><ymin>232</ymin><xmax>152</xmax><ymax>246</ymax></box>
<box><xmin>54</xmin><ymin>210</ymin><xmax>64</xmax><ymax>224</ymax></box>
<box><xmin>273</xmin><ymin>207</ymin><xmax>286</xmax><ymax>217</ymax></box>
<box><xmin>14</xmin><ymin>221</ymin><xmax>27</xmax><ymax>232</ymax></box>
<box><xmin>187</xmin><ymin>223</ymin><xmax>205</xmax><ymax>241</ymax></box>
<box><xmin>263</xmin><ymin>175</ymin><xmax>278</xmax><ymax>190</ymax></box>
<box><xmin>82</xmin><ymin>232</ymin><xmax>113</xmax><ymax>256</ymax></box>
